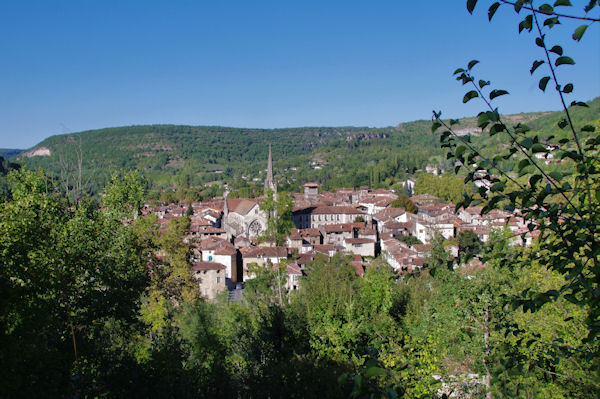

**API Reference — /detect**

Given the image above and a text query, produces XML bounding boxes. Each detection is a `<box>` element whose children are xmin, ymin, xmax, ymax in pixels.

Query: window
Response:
<box><xmin>217</xmin><ymin>277</ymin><xmax>221</xmax><ymax>283</ymax></box>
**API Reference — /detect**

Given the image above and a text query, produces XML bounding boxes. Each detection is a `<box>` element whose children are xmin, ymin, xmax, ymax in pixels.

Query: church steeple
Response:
<box><xmin>264</xmin><ymin>144</ymin><xmax>277</xmax><ymax>196</ymax></box>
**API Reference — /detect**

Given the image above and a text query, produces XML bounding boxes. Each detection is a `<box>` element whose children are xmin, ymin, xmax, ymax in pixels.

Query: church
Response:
<box><xmin>222</xmin><ymin>145</ymin><xmax>276</xmax><ymax>240</ymax></box>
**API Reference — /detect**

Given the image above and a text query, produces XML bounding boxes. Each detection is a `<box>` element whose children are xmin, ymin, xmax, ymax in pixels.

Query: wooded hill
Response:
<box><xmin>0</xmin><ymin>149</ymin><xmax>22</xmax><ymax>159</ymax></box>
<box><xmin>15</xmin><ymin>97</ymin><xmax>599</xmax><ymax>195</ymax></box>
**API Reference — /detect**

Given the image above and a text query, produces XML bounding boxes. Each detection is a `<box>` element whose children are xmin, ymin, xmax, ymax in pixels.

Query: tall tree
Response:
<box><xmin>0</xmin><ymin>169</ymin><xmax>149</xmax><ymax>397</ymax></box>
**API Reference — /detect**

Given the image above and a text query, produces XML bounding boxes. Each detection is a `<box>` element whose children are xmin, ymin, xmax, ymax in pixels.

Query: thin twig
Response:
<box><xmin>499</xmin><ymin>0</ymin><xmax>600</xmax><ymax>22</ymax></box>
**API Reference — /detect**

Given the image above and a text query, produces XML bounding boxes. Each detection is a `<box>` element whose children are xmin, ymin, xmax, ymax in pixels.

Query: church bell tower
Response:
<box><xmin>264</xmin><ymin>144</ymin><xmax>277</xmax><ymax>198</ymax></box>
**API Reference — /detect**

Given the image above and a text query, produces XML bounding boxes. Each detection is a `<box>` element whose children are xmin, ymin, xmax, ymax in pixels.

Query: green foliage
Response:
<box><xmin>414</xmin><ymin>173</ymin><xmax>470</xmax><ymax>204</ymax></box>
<box><xmin>425</xmin><ymin>232</ymin><xmax>452</xmax><ymax>270</ymax></box>
<box><xmin>259</xmin><ymin>190</ymin><xmax>295</xmax><ymax>245</ymax></box>
<box><xmin>398</xmin><ymin>235</ymin><xmax>423</xmax><ymax>246</ymax></box>
<box><xmin>431</xmin><ymin>0</ymin><xmax>600</xmax><ymax>395</ymax></box>
<box><xmin>102</xmin><ymin>170</ymin><xmax>147</xmax><ymax>219</ymax></box>
<box><xmin>0</xmin><ymin>169</ymin><xmax>149</xmax><ymax>397</ymax></box>
<box><xmin>390</xmin><ymin>194</ymin><xmax>419</xmax><ymax>213</ymax></box>
<box><xmin>457</xmin><ymin>230</ymin><xmax>482</xmax><ymax>262</ymax></box>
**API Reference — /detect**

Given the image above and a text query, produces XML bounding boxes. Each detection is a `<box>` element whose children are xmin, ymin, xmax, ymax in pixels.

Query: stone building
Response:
<box><xmin>191</xmin><ymin>261</ymin><xmax>226</xmax><ymax>300</ymax></box>
<box><xmin>222</xmin><ymin>198</ymin><xmax>267</xmax><ymax>239</ymax></box>
<box><xmin>222</xmin><ymin>145</ymin><xmax>276</xmax><ymax>240</ymax></box>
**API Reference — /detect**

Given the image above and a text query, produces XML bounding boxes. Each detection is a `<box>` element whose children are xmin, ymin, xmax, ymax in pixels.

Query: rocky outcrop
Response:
<box><xmin>21</xmin><ymin>147</ymin><xmax>51</xmax><ymax>158</ymax></box>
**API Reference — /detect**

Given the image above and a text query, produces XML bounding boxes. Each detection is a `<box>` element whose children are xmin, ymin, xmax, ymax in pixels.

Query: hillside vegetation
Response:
<box><xmin>16</xmin><ymin>97</ymin><xmax>599</xmax><ymax>195</ymax></box>
<box><xmin>0</xmin><ymin>149</ymin><xmax>22</xmax><ymax>159</ymax></box>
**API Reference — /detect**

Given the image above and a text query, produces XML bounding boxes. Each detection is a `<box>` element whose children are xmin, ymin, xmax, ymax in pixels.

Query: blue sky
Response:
<box><xmin>0</xmin><ymin>0</ymin><xmax>598</xmax><ymax>148</ymax></box>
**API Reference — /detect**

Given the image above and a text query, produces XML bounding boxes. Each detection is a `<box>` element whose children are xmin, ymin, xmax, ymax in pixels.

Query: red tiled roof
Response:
<box><xmin>345</xmin><ymin>238</ymin><xmax>374</xmax><ymax>244</ymax></box>
<box><xmin>226</xmin><ymin>198</ymin><xmax>259</xmax><ymax>215</ymax></box>
<box><xmin>311</xmin><ymin>206</ymin><xmax>364</xmax><ymax>215</ymax></box>
<box><xmin>300</xmin><ymin>228</ymin><xmax>321</xmax><ymax>237</ymax></box>
<box><xmin>349</xmin><ymin>261</ymin><xmax>365</xmax><ymax>277</ymax></box>
<box><xmin>191</xmin><ymin>261</ymin><xmax>226</xmax><ymax>271</ymax></box>
<box><xmin>321</xmin><ymin>223</ymin><xmax>353</xmax><ymax>233</ymax></box>
<box><xmin>214</xmin><ymin>247</ymin><xmax>237</xmax><ymax>256</ymax></box>
<box><xmin>286</xmin><ymin>262</ymin><xmax>303</xmax><ymax>275</ymax></box>
<box><xmin>240</xmin><ymin>246</ymin><xmax>288</xmax><ymax>258</ymax></box>
<box><xmin>297</xmin><ymin>252</ymin><xmax>316</xmax><ymax>265</ymax></box>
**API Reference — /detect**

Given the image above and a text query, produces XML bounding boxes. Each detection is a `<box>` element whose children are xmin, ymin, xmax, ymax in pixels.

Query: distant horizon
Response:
<box><xmin>5</xmin><ymin>95</ymin><xmax>598</xmax><ymax>151</ymax></box>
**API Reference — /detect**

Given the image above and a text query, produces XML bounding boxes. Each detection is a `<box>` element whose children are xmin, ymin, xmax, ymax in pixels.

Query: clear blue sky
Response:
<box><xmin>0</xmin><ymin>0</ymin><xmax>598</xmax><ymax>149</ymax></box>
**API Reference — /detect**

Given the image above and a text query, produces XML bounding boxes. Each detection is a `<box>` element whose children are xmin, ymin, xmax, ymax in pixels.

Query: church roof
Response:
<box><xmin>226</xmin><ymin>198</ymin><xmax>259</xmax><ymax>215</ymax></box>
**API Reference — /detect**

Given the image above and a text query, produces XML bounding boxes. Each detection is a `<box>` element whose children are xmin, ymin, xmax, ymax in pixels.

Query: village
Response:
<box><xmin>141</xmin><ymin>146</ymin><xmax>537</xmax><ymax>300</ymax></box>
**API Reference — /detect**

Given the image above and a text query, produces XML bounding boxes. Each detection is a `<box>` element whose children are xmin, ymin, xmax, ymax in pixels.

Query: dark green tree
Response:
<box><xmin>457</xmin><ymin>230</ymin><xmax>482</xmax><ymax>262</ymax></box>
<box><xmin>390</xmin><ymin>194</ymin><xmax>419</xmax><ymax>214</ymax></box>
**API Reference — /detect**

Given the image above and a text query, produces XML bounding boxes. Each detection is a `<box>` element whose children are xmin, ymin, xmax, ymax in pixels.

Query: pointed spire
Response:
<box><xmin>264</xmin><ymin>144</ymin><xmax>277</xmax><ymax>196</ymax></box>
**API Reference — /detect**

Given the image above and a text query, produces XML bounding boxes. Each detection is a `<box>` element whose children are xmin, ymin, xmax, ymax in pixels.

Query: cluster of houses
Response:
<box><xmin>140</xmin><ymin>148</ymin><xmax>537</xmax><ymax>300</ymax></box>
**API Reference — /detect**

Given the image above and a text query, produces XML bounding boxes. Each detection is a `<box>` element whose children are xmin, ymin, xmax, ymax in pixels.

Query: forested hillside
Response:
<box><xmin>15</xmin><ymin>97</ymin><xmax>599</xmax><ymax>196</ymax></box>
<box><xmin>0</xmin><ymin>149</ymin><xmax>22</xmax><ymax>158</ymax></box>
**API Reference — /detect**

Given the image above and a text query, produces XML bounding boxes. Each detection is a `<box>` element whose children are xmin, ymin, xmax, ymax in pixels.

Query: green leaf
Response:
<box><xmin>477</xmin><ymin>112</ymin><xmax>490</xmax><ymax>128</ymax></box>
<box><xmin>572</xmin><ymin>24</ymin><xmax>588</xmax><ymax>41</ymax></box>
<box><xmin>468</xmin><ymin>59</ymin><xmax>480</xmax><ymax>70</ymax></box>
<box><xmin>467</xmin><ymin>0</ymin><xmax>478</xmax><ymax>14</ymax></box>
<box><xmin>544</xmin><ymin>16</ymin><xmax>560</xmax><ymax>28</ymax></box>
<box><xmin>549</xmin><ymin>45</ymin><xmax>563</xmax><ymax>55</ymax></box>
<box><xmin>431</xmin><ymin>122</ymin><xmax>442</xmax><ymax>133</ymax></box>
<box><xmin>514</xmin><ymin>0</ymin><xmax>524</xmax><ymax>12</ymax></box>
<box><xmin>530</xmin><ymin>60</ymin><xmax>544</xmax><ymax>74</ymax></box>
<box><xmin>549</xmin><ymin>171</ymin><xmax>562</xmax><ymax>181</ymax></box>
<box><xmin>519</xmin><ymin>15</ymin><xmax>533</xmax><ymax>33</ymax></box>
<box><xmin>479</xmin><ymin>79</ymin><xmax>490</xmax><ymax>88</ymax></box>
<box><xmin>535</xmin><ymin>37</ymin><xmax>545</xmax><ymax>47</ymax></box>
<box><xmin>463</xmin><ymin>90</ymin><xmax>479</xmax><ymax>103</ymax></box>
<box><xmin>581</xmin><ymin>125</ymin><xmax>596</xmax><ymax>132</ymax></box>
<box><xmin>538</xmin><ymin>4</ymin><xmax>554</xmax><ymax>14</ymax></box>
<box><xmin>490</xmin><ymin>89</ymin><xmax>509</xmax><ymax>99</ymax></box>
<box><xmin>514</xmin><ymin>123</ymin><xmax>531</xmax><ymax>134</ymax></box>
<box><xmin>518</xmin><ymin>159</ymin><xmax>530</xmax><ymax>171</ymax></box>
<box><xmin>456</xmin><ymin>145</ymin><xmax>467</xmax><ymax>158</ymax></box>
<box><xmin>584</xmin><ymin>0</ymin><xmax>597</xmax><ymax>12</ymax></box>
<box><xmin>570</xmin><ymin>101</ymin><xmax>588</xmax><ymax>108</ymax></box>
<box><xmin>365</xmin><ymin>366</ymin><xmax>386</xmax><ymax>378</ymax></box>
<box><xmin>489</xmin><ymin>123</ymin><xmax>505</xmax><ymax>135</ymax></box>
<box><xmin>557</xmin><ymin>118</ymin><xmax>568</xmax><ymax>129</ymax></box>
<box><xmin>531</xmin><ymin>143</ymin><xmax>547</xmax><ymax>153</ymax></box>
<box><xmin>555</xmin><ymin>56</ymin><xmax>575</xmax><ymax>66</ymax></box>
<box><xmin>520</xmin><ymin>137</ymin><xmax>533</xmax><ymax>150</ymax></box>
<box><xmin>563</xmin><ymin>83</ymin><xmax>573</xmax><ymax>93</ymax></box>
<box><xmin>529</xmin><ymin>174</ymin><xmax>542</xmax><ymax>187</ymax></box>
<box><xmin>490</xmin><ymin>181</ymin><xmax>505</xmax><ymax>192</ymax></box>
<box><xmin>488</xmin><ymin>2</ymin><xmax>501</xmax><ymax>20</ymax></box>
<box><xmin>539</xmin><ymin>76</ymin><xmax>551</xmax><ymax>91</ymax></box>
<box><xmin>453</xmin><ymin>68</ymin><xmax>465</xmax><ymax>75</ymax></box>
<box><xmin>553</xmin><ymin>0</ymin><xmax>571</xmax><ymax>6</ymax></box>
